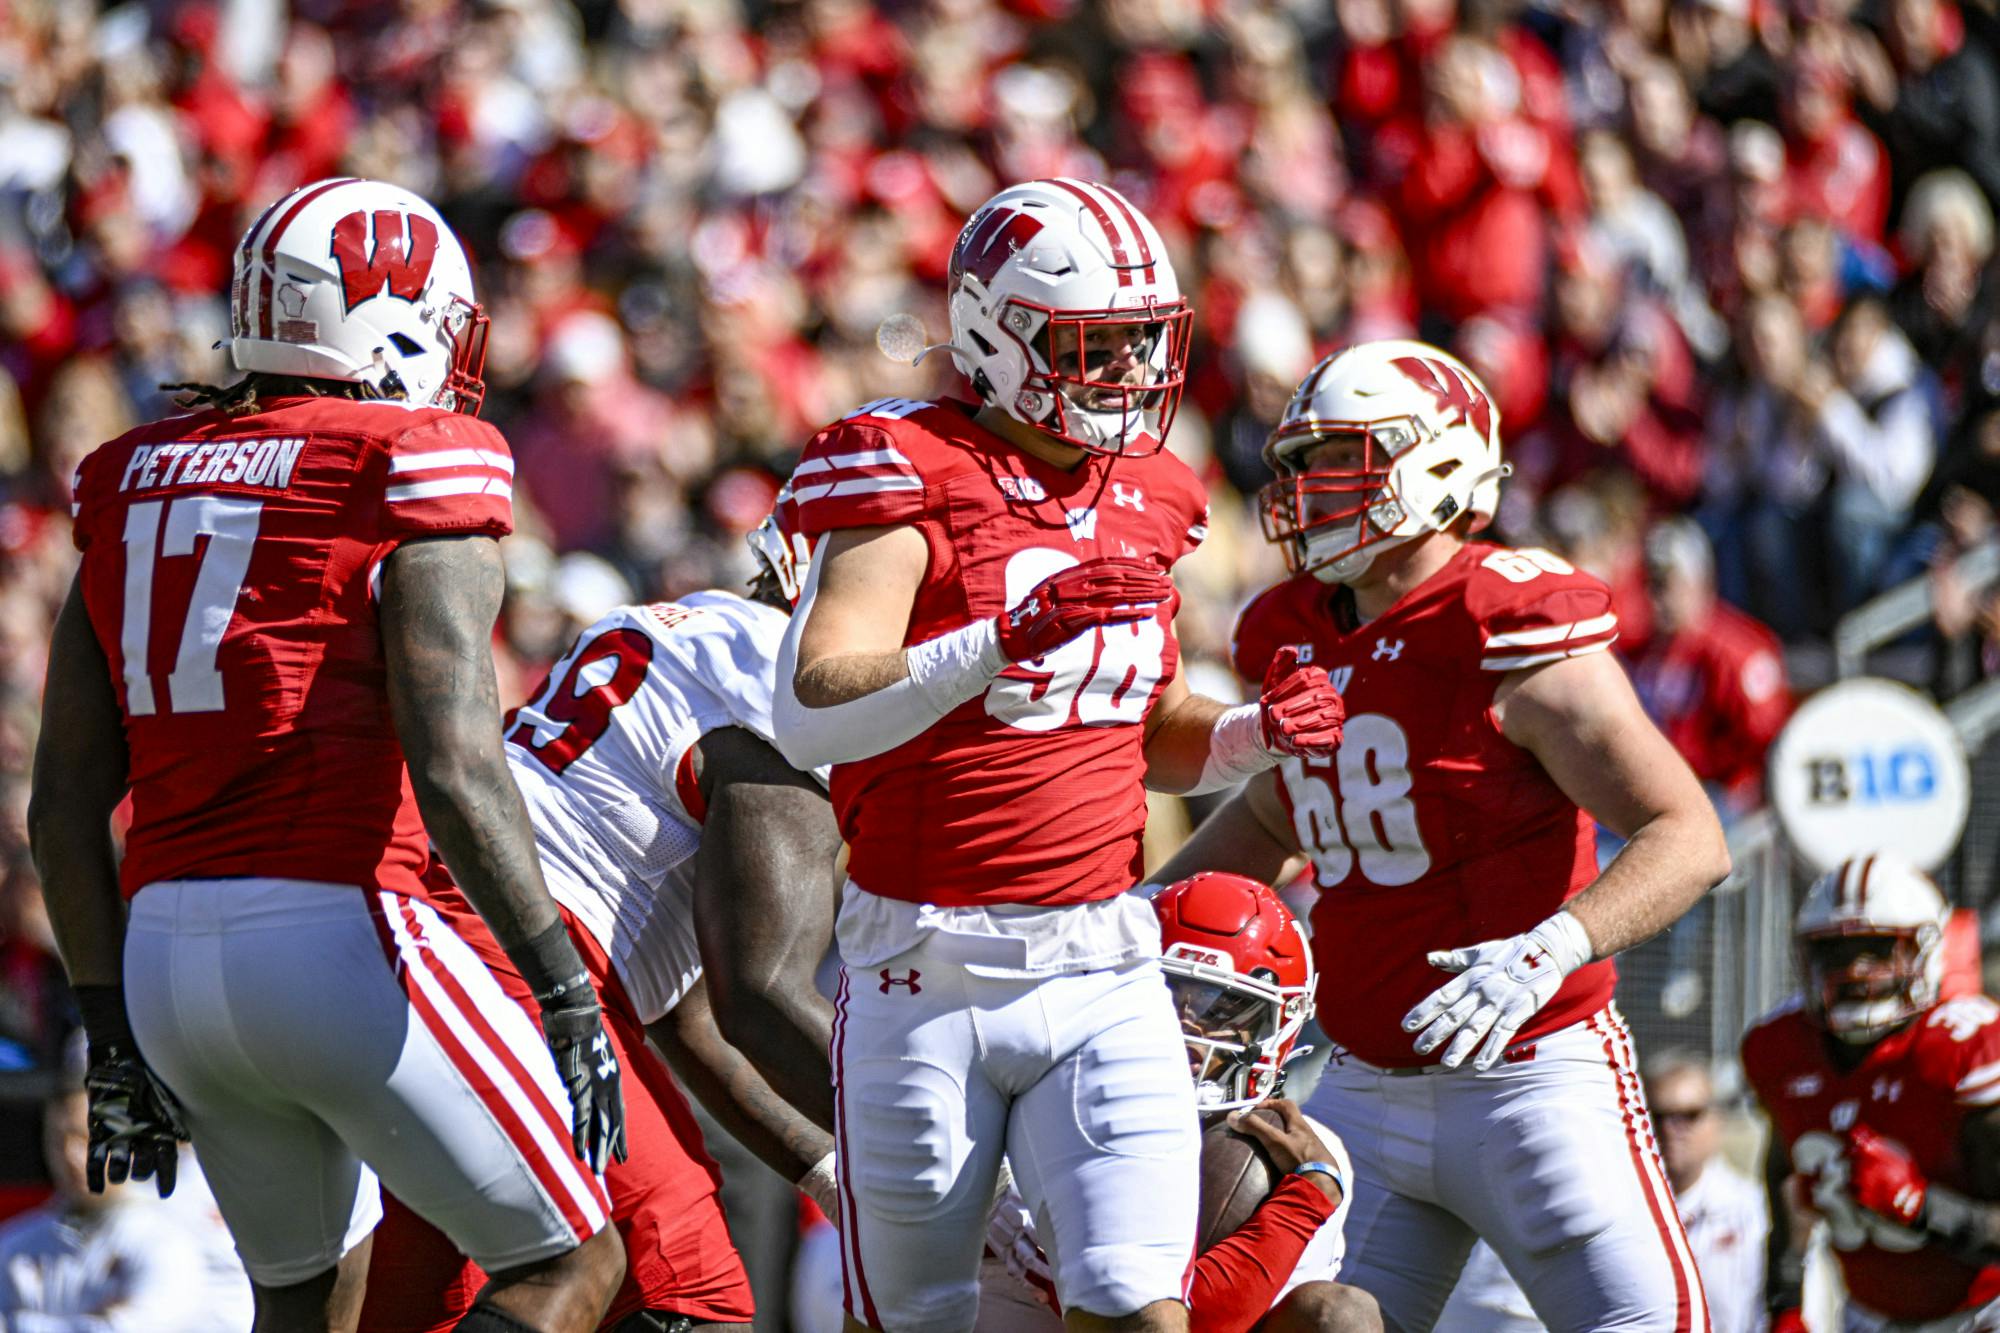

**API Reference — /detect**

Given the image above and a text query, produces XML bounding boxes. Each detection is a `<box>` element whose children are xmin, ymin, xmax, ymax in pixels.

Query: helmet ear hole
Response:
<box><xmin>969</xmin><ymin>330</ymin><xmax>999</xmax><ymax>357</ymax></box>
<box><xmin>388</xmin><ymin>333</ymin><xmax>424</xmax><ymax>357</ymax></box>
<box><xmin>1429</xmin><ymin>459</ymin><xmax>1461</xmax><ymax>479</ymax></box>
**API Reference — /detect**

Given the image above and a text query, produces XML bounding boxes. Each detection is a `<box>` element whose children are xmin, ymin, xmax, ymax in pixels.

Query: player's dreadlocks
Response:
<box><xmin>747</xmin><ymin>564</ymin><xmax>790</xmax><ymax>614</ymax></box>
<box><xmin>161</xmin><ymin>371</ymin><xmax>405</xmax><ymax>415</ymax></box>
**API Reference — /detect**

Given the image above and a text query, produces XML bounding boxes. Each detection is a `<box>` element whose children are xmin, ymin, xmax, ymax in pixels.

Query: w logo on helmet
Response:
<box><xmin>951</xmin><ymin>207</ymin><xmax>1046</xmax><ymax>287</ymax></box>
<box><xmin>1391</xmin><ymin>356</ymin><xmax>1493</xmax><ymax>438</ymax></box>
<box><xmin>331</xmin><ymin>210</ymin><xmax>440</xmax><ymax>313</ymax></box>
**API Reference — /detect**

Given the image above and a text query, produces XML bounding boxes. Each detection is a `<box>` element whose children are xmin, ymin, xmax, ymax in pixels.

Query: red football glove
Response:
<box><xmin>1258</xmin><ymin>646</ymin><xmax>1345</xmax><ymax>758</ymax></box>
<box><xmin>1769</xmin><ymin>1308</ymin><xmax>1809</xmax><ymax>1333</ymax></box>
<box><xmin>995</xmin><ymin>558</ymin><xmax>1172</xmax><ymax>662</ymax></box>
<box><xmin>1846</xmin><ymin>1124</ymin><xmax>1929</xmax><ymax>1226</ymax></box>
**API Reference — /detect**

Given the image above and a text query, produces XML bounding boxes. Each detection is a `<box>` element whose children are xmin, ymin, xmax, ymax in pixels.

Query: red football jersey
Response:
<box><xmin>1741</xmin><ymin>995</ymin><xmax>2000</xmax><ymax>1322</ymax></box>
<box><xmin>791</xmin><ymin>397</ymin><xmax>1208</xmax><ymax>907</ymax></box>
<box><xmin>70</xmin><ymin>394</ymin><xmax>515</xmax><ymax>899</ymax></box>
<box><xmin>1231</xmin><ymin>543</ymin><xmax>1619</xmax><ymax>1067</ymax></box>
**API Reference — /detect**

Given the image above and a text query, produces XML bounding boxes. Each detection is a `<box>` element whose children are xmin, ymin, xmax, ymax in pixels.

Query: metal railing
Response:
<box><xmin>1832</xmin><ymin>540</ymin><xmax>2000</xmax><ymax>679</ymax></box>
<box><xmin>1613</xmin><ymin>809</ymin><xmax>1797</xmax><ymax>1092</ymax></box>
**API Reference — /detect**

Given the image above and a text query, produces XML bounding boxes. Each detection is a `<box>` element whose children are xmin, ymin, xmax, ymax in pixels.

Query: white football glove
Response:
<box><xmin>985</xmin><ymin>1180</ymin><xmax>1058</xmax><ymax>1311</ymax></box>
<box><xmin>1401</xmin><ymin>912</ymin><xmax>1593</xmax><ymax>1071</ymax></box>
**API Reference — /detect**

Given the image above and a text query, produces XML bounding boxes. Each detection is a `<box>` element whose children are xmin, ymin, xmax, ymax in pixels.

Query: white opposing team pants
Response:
<box><xmin>831</xmin><ymin>933</ymin><xmax>1200</xmax><ymax>1332</ymax></box>
<box><xmin>1305</xmin><ymin>1003</ymin><xmax>1709</xmax><ymax>1333</ymax></box>
<box><xmin>124</xmin><ymin>878</ymin><xmax>611</xmax><ymax>1287</ymax></box>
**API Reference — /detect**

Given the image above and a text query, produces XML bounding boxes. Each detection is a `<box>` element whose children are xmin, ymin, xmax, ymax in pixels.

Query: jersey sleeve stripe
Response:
<box><xmin>791</xmin><ymin>448</ymin><xmax>915</xmax><ymax>479</ymax></box>
<box><xmin>386</xmin><ymin>476</ymin><xmax>514</xmax><ymax>503</ymax></box>
<box><xmin>792</xmin><ymin>474</ymin><xmax>924</xmax><ymax>504</ymax></box>
<box><xmin>1482</xmin><ymin>613</ymin><xmax>1620</xmax><ymax>651</ymax></box>
<box><xmin>1960</xmin><ymin>1082</ymin><xmax>2000</xmax><ymax>1106</ymax></box>
<box><xmin>388</xmin><ymin>448</ymin><xmax>515</xmax><ymax>476</ymax></box>
<box><xmin>1480</xmin><ymin>635</ymin><xmax>1618</xmax><ymax>672</ymax></box>
<box><xmin>1958</xmin><ymin>1061</ymin><xmax>2000</xmax><ymax>1092</ymax></box>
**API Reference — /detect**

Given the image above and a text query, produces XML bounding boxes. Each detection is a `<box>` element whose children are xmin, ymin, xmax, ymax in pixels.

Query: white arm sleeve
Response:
<box><xmin>772</xmin><ymin>553</ymin><xmax>1008</xmax><ymax>771</ymax></box>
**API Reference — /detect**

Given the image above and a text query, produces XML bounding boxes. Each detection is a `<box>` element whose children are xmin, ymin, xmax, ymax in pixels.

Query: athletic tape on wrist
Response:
<box><xmin>1188</xmin><ymin>703</ymin><xmax>1276</xmax><ymax>795</ymax></box>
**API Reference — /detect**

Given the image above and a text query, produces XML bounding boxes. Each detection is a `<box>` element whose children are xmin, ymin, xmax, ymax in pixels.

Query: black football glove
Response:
<box><xmin>537</xmin><ymin>984</ymin><xmax>626</xmax><ymax>1174</ymax></box>
<box><xmin>514</xmin><ymin>920</ymin><xmax>626</xmax><ymax>1173</ymax></box>
<box><xmin>83</xmin><ymin>1038</ymin><xmax>189</xmax><ymax>1198</ymax></box>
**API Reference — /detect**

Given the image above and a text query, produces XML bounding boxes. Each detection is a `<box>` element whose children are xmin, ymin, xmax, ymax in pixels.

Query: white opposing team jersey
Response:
<box><xmin>505</xmin><ymin>590</ymin><xmax>815</xmax><ymax>1023</ymax></box>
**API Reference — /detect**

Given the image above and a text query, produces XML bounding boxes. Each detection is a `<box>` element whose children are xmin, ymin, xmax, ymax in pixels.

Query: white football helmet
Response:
<box><xmin>946</xmin><ymin>178</ymin><xmax>1192</xmax><ymax>457</ymax></box>
<box><xmin>228</xmin><ymin>177</ymin><xmax>489</xmax><ymax>414</ymax></box>
<box><xmin>1259</xmin><ymin>339</ymin><xmax>1508</xmax><ymax>583</ymax></box>
<box><xmin>746</xmin><ymin>481</ymin><xmax>814</xmax><ymax>607</ymax></box>
<box><xmin>1795</xmin><ymin>854</ymin><xmax>1949</xmax><ymax>1043</ymax></box>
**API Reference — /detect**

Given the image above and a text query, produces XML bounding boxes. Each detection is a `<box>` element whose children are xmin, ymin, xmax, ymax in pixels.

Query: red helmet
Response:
<box><xmin>745</xmin><ymin>481</ymin><xmax>814</xmax><ymax>607</ymax></box>
<box><xmin>1154</xmin><ymin>872</ymin><xmax>1315</xmax><ymax>1112</ymax></box>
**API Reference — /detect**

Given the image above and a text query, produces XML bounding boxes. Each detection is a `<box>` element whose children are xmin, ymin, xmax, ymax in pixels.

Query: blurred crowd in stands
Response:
<box><xmin>3</xmin><ymin>0</ymin><xmax>2000</xmax><ymax>1315</ymax></box>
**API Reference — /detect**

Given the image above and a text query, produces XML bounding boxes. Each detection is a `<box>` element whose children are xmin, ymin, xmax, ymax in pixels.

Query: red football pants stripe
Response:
<box><xmin>1591</xmin><ymin>1009</ymin><xmax>1709</xmax><ymax>1333</ymax></box>
<box><xmin>371</xmin><ymin>893</ymin><xmax>607</xmax><ymax>1240</ymax></box>
<box><xmin>833</xmin><ymin>968</ymin><xmax>883</xmax><ymax>1328</ymax></box>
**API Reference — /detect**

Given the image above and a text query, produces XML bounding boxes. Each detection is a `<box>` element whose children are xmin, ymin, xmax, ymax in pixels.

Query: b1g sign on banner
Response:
<box><xmin>1768</xmin><ymin>677</ymin><xmax>1970</xmax><ymax>875</ymax></box>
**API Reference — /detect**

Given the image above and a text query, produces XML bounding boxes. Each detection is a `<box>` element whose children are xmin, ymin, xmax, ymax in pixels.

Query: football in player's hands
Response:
<box><xmin>1199</xmin><ymin>1105</ymin><xmax>1285</xmax><ymax>1248</ymax></box>
<box><xmin>1258</xmin><ymin>646</ymin><xmax>1345</xmax><ymax>758</ymax></box>
<box><xmin>1845</xmin><ymin>1124</ymin><xmax>1929</xmax><ymax>1226</ymax></box>
<box><xmin>995</xmin><ymin>558</ymin><xmax>1172</xmax><ymax>662</ymax></box>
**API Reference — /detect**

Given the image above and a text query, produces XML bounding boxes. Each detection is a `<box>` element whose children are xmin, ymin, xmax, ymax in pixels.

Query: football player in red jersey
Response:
<box><xmin>1743</xmin><ymin>855</ymin><xmax>2000</xmax><ymax>1333</ymax></box>
<box><xmin>29</xmin><ymin>178</ymin><xmax>625</xmax><ymax>1333</ymax></box>
<box><xmin>1155</xmin><ymin>339</ymin><xmax>1732</xmax><ymax>1332</ymax></box>
<box><xmin>770</xmin><ymin>179</ymin><xmax>1347</xmax><ymax>1333</ymax></box>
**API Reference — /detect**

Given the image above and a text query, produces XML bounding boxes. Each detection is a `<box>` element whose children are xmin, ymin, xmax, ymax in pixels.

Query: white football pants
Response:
<box><xmin>1306</xmin><ymin>1003</ymin><xmax>1711</xmax><ymax>1333</ymax></box>
<box><xmin>830</xmin><ymin>932</ymin><xmax>1200</xmax><ymax>1332</ymax></box>
<box><xmin>124</xmin><ymin>878</ymin><xmax>610</xmax><ymax>1286</ymax></box>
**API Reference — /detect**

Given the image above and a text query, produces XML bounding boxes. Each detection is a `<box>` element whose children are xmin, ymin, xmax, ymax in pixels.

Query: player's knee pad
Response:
<box><xmin>1069</xmin><ymin>1025</ymin><xmax>1197</xmax><ymax>1159</ymax></box>
<box><xmin>452</xmin><ymin>1305</ymin><xmax>544</xmax><ymax>1333</ymax></box>
<box><xmin>843</xmin><ymin>1058</ymin><xmax>973</xmax><ymax>1221</ymax></box>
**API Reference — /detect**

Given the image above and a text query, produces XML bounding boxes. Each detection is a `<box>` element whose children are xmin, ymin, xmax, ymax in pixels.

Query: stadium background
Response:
<box><xmin>3</xmin><ymin>0</ymin><xmax>2000</xmax><ymax>1325</ymax></box>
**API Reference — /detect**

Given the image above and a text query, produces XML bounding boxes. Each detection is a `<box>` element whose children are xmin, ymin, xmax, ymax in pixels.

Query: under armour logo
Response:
<box><xmin>879</xmin><ymin>969</ymin><xmax>922</xmax><ymax>994</ymax></box>
<box><xmin>1872</xmin><ymin>1078</ymin><xmax>1903</xmax><ymax>1103</ymax></box>
<box><xmin>1111</xmin><ymin>483</ymin><xmax>1146</xmax><ymax>511</ymax></box>
<box><xmin>1065</xmin><ymin>506</ymin><xmax>1099</xmax><ymax>541</ymax></box>
<box><xmin>1373</xmin><ymin>638</ymin><xmax>1404</xmax><ymax>662</ymax></box>
<box><xmin>1522</xmin><ymin>950</ymin><xmax>1546</xmax><ymax>971</ymax></box>
<box><xmin>1009</xmin><ymin>599</ymin><xmax>1041</xmax><ymax>627</ymax></box>
<box><xmin>592</xmin><ymin>1033</ymin><xmax>617</xmax><ymax>1080</ymax></box>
